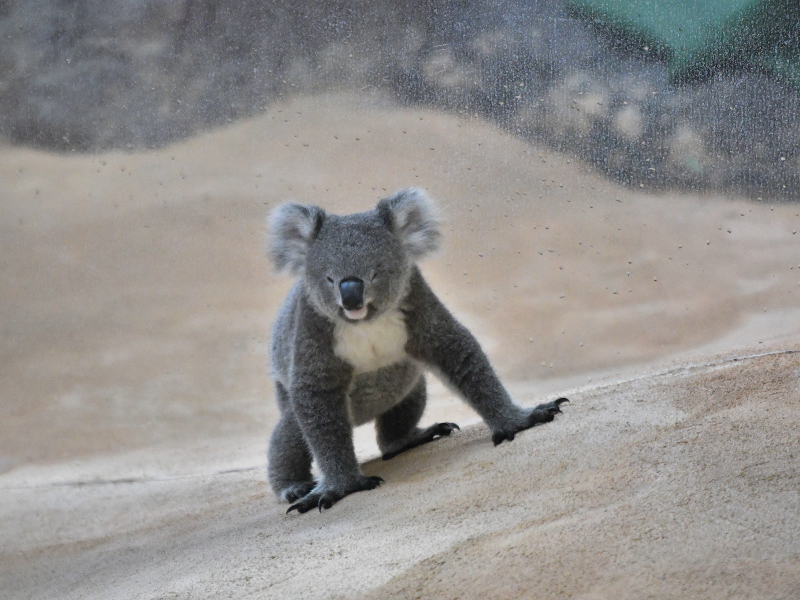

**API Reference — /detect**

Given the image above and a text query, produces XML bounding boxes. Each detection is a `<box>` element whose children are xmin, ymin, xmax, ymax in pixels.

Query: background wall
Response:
<box><xmin>2</xmin><ymin>0</ymin><xmax>799</xmax><ymax>197</ymax></box>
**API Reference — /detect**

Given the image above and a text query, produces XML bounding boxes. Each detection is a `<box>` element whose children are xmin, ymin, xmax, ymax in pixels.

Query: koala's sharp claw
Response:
<box><xmin>532</xmin><ymin>398</ymin><xmax>570</xmax><ymax>421</ymax></box>
<box><xmin>492</xmin><ymin>431</ymin><xmax>512</xmax><ymax>446</ymax></box>
<box><xmin>433</xmin><ymin>422</ymin><xmax>459</xmax><ymax>437</ymax></box>
<box><xmin>366</xmin><ymin>476</ymin><xmax>384</xmax><ymax>488</ymax></box>
<box><xmin>287</xmin><ymin>499</ymin><xmax>312</xmax><ymax>514</ymax></box>
<box><xmin>381</xmin><ymin>423</ymin><xmax>459</xmax><ymax>460</ymax></box>
<box><xmin>545</xmin><ymin>397</ymin><xmax>569</xmax><ymax>415</ymax></box>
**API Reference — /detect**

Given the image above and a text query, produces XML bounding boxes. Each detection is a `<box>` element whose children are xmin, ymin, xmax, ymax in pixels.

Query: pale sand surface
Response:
<box><xmin>1</xmin><ymin>93</ymin><xmax>799</xmax><ymax>598</ymax></box>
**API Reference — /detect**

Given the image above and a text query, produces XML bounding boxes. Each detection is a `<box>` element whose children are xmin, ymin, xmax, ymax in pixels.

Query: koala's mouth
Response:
<box><xmin>342</xmin><ymin>305</ymin><xmax>369</xmax><ymax>321</ymax></box>
<box><xmin>339</xmin><ymin>302</ymin><xmax>374</xmax><ymax>322</ymax></box>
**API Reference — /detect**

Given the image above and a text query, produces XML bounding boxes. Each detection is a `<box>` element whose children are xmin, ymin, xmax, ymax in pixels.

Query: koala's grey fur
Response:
<box><xmin>267</xmin><ymin>188</ymin><xmax>568</xmax><ymax>514</ymax></box>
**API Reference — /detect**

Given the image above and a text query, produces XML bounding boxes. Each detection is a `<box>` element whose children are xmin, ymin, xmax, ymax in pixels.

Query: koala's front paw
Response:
<box><xmin>286</xmin><ymin>475</ymin><xmax>384</xmax><ymax>515</ymax></box>
<box><xmin>492</xmin><ymin>398</ymin><xmax>569</xmax><ymax>446</ymax></box>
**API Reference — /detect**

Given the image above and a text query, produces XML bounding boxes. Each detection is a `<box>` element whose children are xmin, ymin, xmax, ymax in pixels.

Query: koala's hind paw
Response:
<box><xmin>286</xmin><ymin>476</ymin><xmax>384</xmax><ymax>515</ymax></box>
<box><xmin>280</xmin><ymin>481</ymin><xmax>316</xmax><ymax>504</ymax></box>
<box><xmin>382</xmin><ymin>422</ymin><xmax>460</xmax><ymax>461</ymax></box>
<box><xmin>492</xmin><ymin>398</ymin><xmax>569</xmax><ymax>446</ymax></box>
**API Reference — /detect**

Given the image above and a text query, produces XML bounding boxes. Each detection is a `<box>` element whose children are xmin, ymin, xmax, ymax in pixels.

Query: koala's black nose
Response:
<box><xmin>339</xmin><ymin>278</ymin><xmax>365</xmax><ymax>310</ymax></box>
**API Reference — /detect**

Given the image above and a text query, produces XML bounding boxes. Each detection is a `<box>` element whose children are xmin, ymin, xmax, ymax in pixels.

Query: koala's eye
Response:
<box><xmin>326</xmin><ymin>276</ymin><xmax>334</xmax><ymax>284</ymax></box>
<box><xmin>370</xmin><ymin>272</ymin><xmax>378</xmax><ymax>282</ymax></box>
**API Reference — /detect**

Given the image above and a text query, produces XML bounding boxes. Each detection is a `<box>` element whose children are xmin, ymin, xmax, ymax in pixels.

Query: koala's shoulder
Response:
<box><xmin>275</xmin><ymin>282</ymin><xmax>334</xmax><ymax>342</ymax></box>
<box><xmin>402</xmin><ymin>266</ymin><xmax>438</xmax><ymax>310</ymax></box>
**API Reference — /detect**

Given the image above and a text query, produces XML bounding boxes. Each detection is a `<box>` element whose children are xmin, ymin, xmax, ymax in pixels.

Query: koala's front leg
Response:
<box><xmin>404</xmin><ymin>270</ymin><xmax>568</xmax><ymax>444</ymax></box>
<box><xmin>423</xmin><ymin>325</ymin><xmax>568</xmax><ymax>444</ymax></box>
<box><xmin>287</xmin><ymin>381</ymin><xmax>383</xmax><ymax>514</ymax></box>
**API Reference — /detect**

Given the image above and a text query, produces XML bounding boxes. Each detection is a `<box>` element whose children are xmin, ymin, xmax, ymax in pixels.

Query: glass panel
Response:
<box><xmin>2</xmin><ymin>2</ymin><xmax>799</xmax><ymax>595</ymax></box>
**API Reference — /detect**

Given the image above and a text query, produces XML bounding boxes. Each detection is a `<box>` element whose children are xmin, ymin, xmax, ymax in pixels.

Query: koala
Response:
<box><xmin>267</xmin><ymin>188</ymin><xmax>568</xmax><ymax>514</ymax></box>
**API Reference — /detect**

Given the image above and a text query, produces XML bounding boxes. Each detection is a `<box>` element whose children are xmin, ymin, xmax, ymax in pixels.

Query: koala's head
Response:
<box><xmin>269</xmin><ymin>188</ymin><xmax>441</xmax><ymax>323</ymax></box>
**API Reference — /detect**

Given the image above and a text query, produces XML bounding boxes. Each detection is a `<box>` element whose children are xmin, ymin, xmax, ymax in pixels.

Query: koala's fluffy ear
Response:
<box><xmin>268</xmin><ymin>202</ymin><xmax>326</xmax><ymax>275</ymax></box>
<box><xmin>377</xmin><ymin>188</ymin><xmax>441</xmax><ymax>260</ymax></box>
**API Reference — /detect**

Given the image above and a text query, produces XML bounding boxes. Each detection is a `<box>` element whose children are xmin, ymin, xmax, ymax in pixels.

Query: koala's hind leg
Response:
<box><xmin>268</xmin><ymin>384</ymin><xmax>315</xmax><ymax>503</ymax></box>
<box><xmin>377</xmin><ymin>377</ymin><xmax>460</xmax><ymax>461</ymax></box>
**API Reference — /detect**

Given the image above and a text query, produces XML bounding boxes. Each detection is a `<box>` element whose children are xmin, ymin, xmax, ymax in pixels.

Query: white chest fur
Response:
<box><xmin>333</xmin><ymin>309</ymin><xmax>409</xmax><ymax>375</ymax></box>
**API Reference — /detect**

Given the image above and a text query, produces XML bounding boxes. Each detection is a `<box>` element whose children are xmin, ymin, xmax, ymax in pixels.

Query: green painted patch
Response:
<box><xmin>570</xmin><ymin>0</ymin><xmax>800</xmax><ymax>87</ymax></box>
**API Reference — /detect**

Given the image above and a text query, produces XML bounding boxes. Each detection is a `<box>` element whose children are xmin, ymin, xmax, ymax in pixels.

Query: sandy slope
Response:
<box><xmin>1</xmin><ymin>93</ymin><xmax>799</xmax><ymax>598</ymax></box>
<box><xmin>2</xmin><ymin>342</ymin><xmax>798</xmax><ymax>599</ymax></box>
